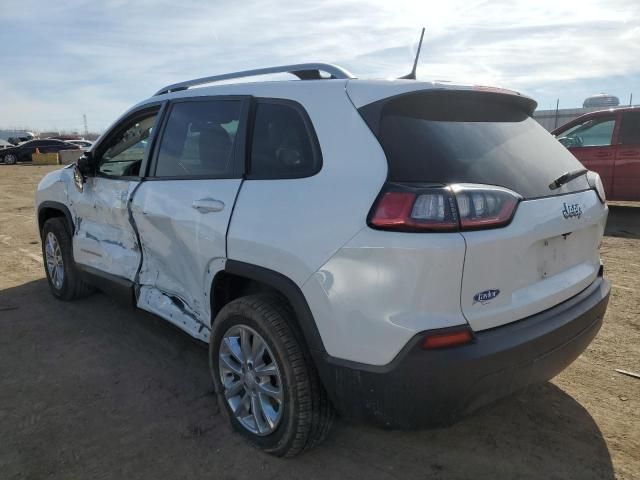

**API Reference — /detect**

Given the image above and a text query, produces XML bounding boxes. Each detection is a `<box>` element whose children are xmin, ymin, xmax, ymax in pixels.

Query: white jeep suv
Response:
<box><xmin>35</xmin><ymin>63</ymin><xmax>611</xmax><ymax>456</ymax></box>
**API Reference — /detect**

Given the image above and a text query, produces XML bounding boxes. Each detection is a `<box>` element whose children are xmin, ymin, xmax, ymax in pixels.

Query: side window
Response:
<box><xmin>98</xmin><ymin>111</ymin><xmax>158</xmax><ymax>177</ymax></box>
<box><xmin>249</xmin><ymin>101</ymin><xmax>320</xmax><ymax>179</ymax></box>
<box><xmin>619</xmin><ymin>112</ymin><xmax>640</xmax><ymax>145</ymax></box>
<box><xmin>154</xmin><ymin>100</ymin><xmax>241</xmax><ymax>177</ymax></box>
<box><xmin>557</xmin><ymin>117</ymin><xmax>615</xmax><ymax>148</ymax></box>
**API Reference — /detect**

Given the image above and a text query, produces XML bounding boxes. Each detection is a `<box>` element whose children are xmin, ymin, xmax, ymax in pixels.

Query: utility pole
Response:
<box><xmin>554</xmin><ymin>99</ymin><xmax>560</xmax><ymax>129</ymax></box>
<box><xmin>83</xmin><ymin>114</ymin><xmax>89</xmax><ymax>137</ymax></box>
<box><xmin>630</xmin><ymin>93</ymin><xmax>633</xmax><ymax>106</ymax></box>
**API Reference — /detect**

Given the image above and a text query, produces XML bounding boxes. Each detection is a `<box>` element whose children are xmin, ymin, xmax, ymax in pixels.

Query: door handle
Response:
<box><xmin>594</xmin><ymin>152</ymin><xmax>611</xmax><ymax>158</ymax></box>
<box><xmin>618</xmin><ymin>150</ymin><xmax>638</xmax><ymax>157</ymax></box>
<box><xmin>192</xmin><ymin>198</ymin><xmax>225</xmax><ymax>213</ymax></box>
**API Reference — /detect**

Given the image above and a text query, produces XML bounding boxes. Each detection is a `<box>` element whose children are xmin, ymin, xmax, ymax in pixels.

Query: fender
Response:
<box><xmin>224</xmin><ymin>259</ymin><xmax>326</xmax><ymax>353</ymax></box>
<box><xmin>38</xmin><ymin>201</ymin><xmax>136</xmax><ymax>305</ymax></box>
<box><xmin>37</xmin><ymin>201</ymin><xmax>75</xmax><ymax>235</ymax></box>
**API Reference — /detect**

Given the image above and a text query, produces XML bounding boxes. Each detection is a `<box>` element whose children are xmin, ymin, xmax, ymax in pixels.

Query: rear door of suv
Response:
<box><xmin>130</xmin><ymin>96</ymin><xmax>250</xmax><ymax>339</ymax></box>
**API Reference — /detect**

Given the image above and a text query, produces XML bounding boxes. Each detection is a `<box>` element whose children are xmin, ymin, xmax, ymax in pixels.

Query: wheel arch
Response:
<box><xmin>38</xmin><ymin>201</ymin><xmax>74</xmax><ymax>236</ymax></box>
<box><xmin>211</xmin><ymin>260</ymin><xmax>326</xmax><ymax>354</ymax></box>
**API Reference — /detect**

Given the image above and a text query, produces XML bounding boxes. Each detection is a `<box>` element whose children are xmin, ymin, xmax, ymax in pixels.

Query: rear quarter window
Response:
<box><xmin>248</xmin><ymin>100</ymin><xmax>321</xmax><ymax>179</ymax></box>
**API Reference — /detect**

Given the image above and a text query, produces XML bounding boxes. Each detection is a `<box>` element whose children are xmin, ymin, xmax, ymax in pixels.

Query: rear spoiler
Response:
<box><xmin>356</xmin><ymin>88</ymin><xmax>538</xmax><ymax>137</ymax></box>
<box><xmin>347</xmin><ymin>81</ymin><xmax>537</xmax><ymax>115</ymax></box>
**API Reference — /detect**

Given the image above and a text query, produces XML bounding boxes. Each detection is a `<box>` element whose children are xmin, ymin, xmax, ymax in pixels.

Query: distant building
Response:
<box><xmin>583</xmin><ymin>93</ymin><xmax>620</xmax><ymax>108</ymax></box>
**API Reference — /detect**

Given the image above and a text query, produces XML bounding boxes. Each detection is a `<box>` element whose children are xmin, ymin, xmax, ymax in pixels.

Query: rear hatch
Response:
<box><xmin>357</xmin><ymin>87</ymin><xmax>607</xmax><ymax>331</ymax></box>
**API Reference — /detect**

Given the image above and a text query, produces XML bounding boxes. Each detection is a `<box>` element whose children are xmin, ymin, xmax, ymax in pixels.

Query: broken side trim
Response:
<box><xmin>76</xmin><ymin>263</ymin><xmax>136</xmax><ymax>306</ymax></box>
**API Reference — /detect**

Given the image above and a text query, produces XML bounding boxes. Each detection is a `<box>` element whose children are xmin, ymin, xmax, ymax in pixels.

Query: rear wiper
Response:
<box><xmin>548</xmin><ymin>168</ymin><xmax>588</xmax><ymax>190</ymax></box>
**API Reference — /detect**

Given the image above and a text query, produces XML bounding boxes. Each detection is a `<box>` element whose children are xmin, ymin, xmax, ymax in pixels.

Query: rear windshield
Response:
<box><xmin>359</xmin><ymin>90</ymin><xmax>589</xmax><ymax>199</ymax></box>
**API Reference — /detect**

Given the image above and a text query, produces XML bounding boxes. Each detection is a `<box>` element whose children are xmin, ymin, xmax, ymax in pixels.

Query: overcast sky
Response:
<box><xmin>1</xmin><ymin>0</ymin><xmax>638</xmax><ymax>132</ymax></box>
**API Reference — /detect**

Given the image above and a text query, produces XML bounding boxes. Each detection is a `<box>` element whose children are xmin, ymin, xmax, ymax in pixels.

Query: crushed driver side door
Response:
<box><xmin>70</xmin><ymin>104</ymin><xmax>164</xmax><ymax>281</ymax></box>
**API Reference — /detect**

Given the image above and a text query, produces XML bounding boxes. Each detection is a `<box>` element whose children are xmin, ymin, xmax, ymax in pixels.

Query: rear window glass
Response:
<box><xmin>359</xmin><ymin>91</ymin><xmax>589</xmax><ymax>199</ymax></box>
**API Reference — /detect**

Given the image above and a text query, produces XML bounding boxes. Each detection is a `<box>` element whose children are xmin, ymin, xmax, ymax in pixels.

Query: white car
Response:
<box><xmin>35</xmin><ymin>63</ymin><xmax>611</xmax><ymax>457</ymax></box>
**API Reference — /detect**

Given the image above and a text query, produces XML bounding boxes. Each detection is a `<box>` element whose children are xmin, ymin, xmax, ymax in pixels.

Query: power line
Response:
<box><xmin>83</xmin><ymin>114</ymin><xmax>89</xmax><ymax>137</ymax></box>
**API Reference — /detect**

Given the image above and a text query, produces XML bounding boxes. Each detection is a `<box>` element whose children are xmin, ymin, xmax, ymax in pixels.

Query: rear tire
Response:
<box><xmin>41</xmin><ymin>218</ymin><xmax>93</xmax><ymax>300</ymax></box>
<box><xmin>209</xmin><ymin>294</ymin><xmax>334</xmax><ymax>457</ymax></box>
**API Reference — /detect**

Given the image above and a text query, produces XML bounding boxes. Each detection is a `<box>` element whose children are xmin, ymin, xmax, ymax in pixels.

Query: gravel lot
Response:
<box><xmin>1</xmin><ymin>165</ymin><xmax>638</xmax><ymax>480</ymax></box>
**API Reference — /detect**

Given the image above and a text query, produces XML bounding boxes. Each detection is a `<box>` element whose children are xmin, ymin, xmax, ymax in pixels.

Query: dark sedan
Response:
<box><xmin>1</xmin><ymin>139</ymin><xmax>80</xmax><ymax>165</ymax></box>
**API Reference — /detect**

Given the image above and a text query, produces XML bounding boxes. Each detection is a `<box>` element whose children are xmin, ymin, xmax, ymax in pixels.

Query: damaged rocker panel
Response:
<box><xmin>137</xmin><ymin>285</ymin><xmax>211</xmax><ymax>342</ymax></box>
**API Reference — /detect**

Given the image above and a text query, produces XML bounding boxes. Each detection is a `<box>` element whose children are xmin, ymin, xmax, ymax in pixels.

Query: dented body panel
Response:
<box><xmin>36</xmin><ymin>167</ymin><xmax>141</xmax><ymax>284</ymax></box>
<box><xmin>70</xmin><ymin>176</ymin><xmax>141</xmax><ymax>280</ymax></box>
<box><xmin>36</xmin><ymin>165</ymin><xmax>72</xmax><ymax>204</ymax></box>
<box><xmin>130</xmin><ymin>179</ymin><xmax>243</xmax><ymax>340</ymax></box>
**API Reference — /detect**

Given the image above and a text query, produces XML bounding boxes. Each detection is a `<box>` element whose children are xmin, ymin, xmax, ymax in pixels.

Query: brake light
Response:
<box><xmin>369</xmin><ymin>183</ymin><xmax>521</xmax><ymax>232</ymax></box>
<box><xmin>370</xmin><ymin>190</ymin><xmax>458</xmax><ymax>231</ymax></box>
<box><xmin>587</xmin><ymin>171</ymin><xmax>606</xmax><ymax>204</ymax></box>
<box><xmin>451</xmin><ymin>184</ymin><xmax>520</xmax><ymax>229</ymax></box>
<box><xmin>421</xmin><ymin>328</ymin><xmax>473</xmax><ymax>349</ymax></box>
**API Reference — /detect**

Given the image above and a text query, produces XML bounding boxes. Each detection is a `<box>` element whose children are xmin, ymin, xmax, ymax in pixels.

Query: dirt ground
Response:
<box><xmin>1</xmin><ymin>165</ymin><xmax>638</xmax><ymax>480</ymax></box>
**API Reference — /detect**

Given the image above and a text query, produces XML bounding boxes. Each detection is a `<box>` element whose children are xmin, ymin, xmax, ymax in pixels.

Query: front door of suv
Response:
<box><xmin>614</xmin><ymin>111</ymin><xmax>640</xmax><ymax>200</ymax></box>
<box><xmin>130</xmin><ymin>97</ymin><xmax>249</xmax><ymax>340</ymax></box>
<box><xmin>71</xmin><ymin>105</ymin><xmax>162</xmax><ymax>280</ymax></box>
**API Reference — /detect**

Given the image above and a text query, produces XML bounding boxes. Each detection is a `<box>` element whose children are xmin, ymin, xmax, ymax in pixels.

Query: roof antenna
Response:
<box><xmin>399</xmin><ymin>27</ymin><xmax>425</xmax><ymax>80</ymax></box>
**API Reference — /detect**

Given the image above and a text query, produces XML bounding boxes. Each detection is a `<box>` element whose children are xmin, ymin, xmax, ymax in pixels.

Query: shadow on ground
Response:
<box><xmin>0</xmin><ymin>279</ymin><xmax>615</xmax><ymax>479</ymax></box>
<box><xmin>605</xmin><ymin>205</ymin><xmax>640</xmax><ymax>239</ymax></box>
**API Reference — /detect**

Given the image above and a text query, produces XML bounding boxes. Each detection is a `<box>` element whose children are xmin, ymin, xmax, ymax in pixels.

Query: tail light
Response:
<box><xmin>587</xmin><ymin>171</ymin><xmax>606</xmax><ymax>204</ymax></box>
<box><xmin>370</xmin><ymin>183</ymin><xmax>521</xmax><ymax>232</ymax></box>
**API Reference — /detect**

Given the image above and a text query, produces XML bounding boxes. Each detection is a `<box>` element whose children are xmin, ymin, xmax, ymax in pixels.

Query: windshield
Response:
<box><xmin>359</xmin><ymin>90</ymin><xmax>590</xmax><ymax>199</ymax></box>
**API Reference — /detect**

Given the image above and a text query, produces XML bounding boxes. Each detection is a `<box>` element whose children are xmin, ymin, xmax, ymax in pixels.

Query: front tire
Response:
<box><xmin>210</xmin><ymin>294</ymin><xmax>334</xmax><ymax>457</ymax></box>
<box><xmin>3</xmin><ymin>153</ymin><xmax>17</xmax><ymax>165</ymax></box>
<box><xmin>41</xmin><ymin>218</ymin><xmax>93</xmax><ymax>300</ymax></box>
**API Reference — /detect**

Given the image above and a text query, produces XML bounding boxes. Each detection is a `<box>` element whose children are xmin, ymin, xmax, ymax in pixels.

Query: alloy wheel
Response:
<box><xmin>219</xmin><ymin>324</ymin><xmax>284</xmax><ymax>436</ymax></box>
<box><xmin>45</xmin><ymin>232</ymin><xmax>64</xmax><ymax>289</ymax></box>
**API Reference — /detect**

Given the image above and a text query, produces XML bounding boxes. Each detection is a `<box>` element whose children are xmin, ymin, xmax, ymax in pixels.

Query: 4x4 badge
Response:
<box><xmin>473</xmin><ymin>289</ymin><xmax>500</xmax><ymax>305</ymax></box>
<box><xmin>562</xmin><ymin>202</ymin><xmax>582</xmax><ymax>219</ymax></box>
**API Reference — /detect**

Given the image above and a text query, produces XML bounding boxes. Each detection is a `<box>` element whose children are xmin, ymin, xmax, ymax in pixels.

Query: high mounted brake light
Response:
<box><xmin>369</xmin><ymin>183</ymin><xmax>521</xmax><ymax>232</ymax></box>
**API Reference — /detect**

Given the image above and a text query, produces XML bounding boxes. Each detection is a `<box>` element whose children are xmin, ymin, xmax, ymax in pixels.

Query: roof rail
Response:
<box><xmin>154</xmin><ymin>63</ymin><xmax>356</xmax><ymax>96</ymax></box>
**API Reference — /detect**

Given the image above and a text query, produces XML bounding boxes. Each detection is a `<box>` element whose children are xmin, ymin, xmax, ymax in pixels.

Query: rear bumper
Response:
<box><xmin>312</xmin><ymin>276</ymin><xmax>610</xmax><ymax>428</ymax></box>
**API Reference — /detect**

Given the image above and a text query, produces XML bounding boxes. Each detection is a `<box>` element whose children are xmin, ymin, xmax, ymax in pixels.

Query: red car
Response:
<box><xmin>552</xmin><ymin>107</ymin><xmax>640</xmax><ymax>201</ymax></box>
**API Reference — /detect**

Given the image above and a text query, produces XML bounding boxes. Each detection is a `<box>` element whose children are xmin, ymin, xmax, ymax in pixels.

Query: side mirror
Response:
<box><xmin>76</xmin><ymin>152</ymin><xmax>94</xmax><ymax>175</ymax></box>
<box><xmin>557</xmin><ymin>136</ymin><xmax>581</xmax><ymax>148</ymax></box>
<box><xmin>74</xmin><ymin>152</ymin><xmax>95</xmax><ymax>192</ymax></box>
